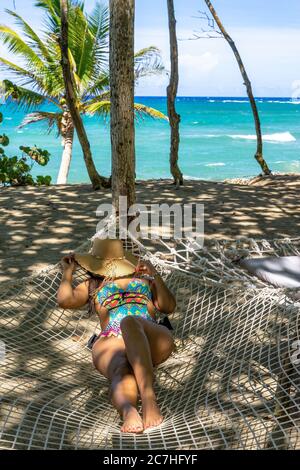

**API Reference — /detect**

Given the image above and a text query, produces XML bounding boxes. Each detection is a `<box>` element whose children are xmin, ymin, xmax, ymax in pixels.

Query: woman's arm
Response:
<box><xmin>57</xmin><ymin>255</ymin><xmax>89</xmax><ymax>309</ymax></box>
<box><xmin>136</xmin><ymin>261</ymin><xmax>176</xmax><ymax>314</ymax></box>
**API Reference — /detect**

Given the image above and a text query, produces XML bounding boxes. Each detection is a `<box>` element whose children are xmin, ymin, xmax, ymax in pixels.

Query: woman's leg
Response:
<box><xmin>92</xmin><ymin>336</ymin><xmax>143</xmax><ymax>433</ymax></box>
<box><xmin>120</xmin><ymin>316</ymin><xmax>175</xmax><ymax>429</ymax></box>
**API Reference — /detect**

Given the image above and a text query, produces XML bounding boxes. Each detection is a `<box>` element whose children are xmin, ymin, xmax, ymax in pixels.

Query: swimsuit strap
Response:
<box><xmin>102</xmin><ymin>292</ymin><xmax>150</xmax><ymax>311</ymax></box>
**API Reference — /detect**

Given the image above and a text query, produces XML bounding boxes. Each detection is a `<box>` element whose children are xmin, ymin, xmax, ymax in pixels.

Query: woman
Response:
<box><xmin>57</xmin><ymin>239</ymin><xmax>176</xmax><ymax>434</ymax></box>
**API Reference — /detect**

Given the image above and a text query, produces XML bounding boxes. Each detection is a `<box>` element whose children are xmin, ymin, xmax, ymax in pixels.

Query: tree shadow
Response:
<box><xmin>1</xmin><ymin>239</ymin><xmax>299</xmax><ymax>449</ymax></box>
<box><xmin>1</xmin><ymin>176</ymin><xmax>300</xmax><ymax>282</ymax></box>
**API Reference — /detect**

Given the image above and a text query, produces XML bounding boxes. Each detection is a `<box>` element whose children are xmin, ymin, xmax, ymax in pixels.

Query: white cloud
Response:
<box><xmin>180</xmin><ymin>51</ymin><xmax>219</xmax><ymax>74</ymax></box>
<box><xmin>135</xmin><ymin>26</ymin><xmax>300</xmax><ymax>96</ymax></box>
<box><xmin>1</xmin><ymin>17</ymin><xmax>299</xmax><ymax>97</ymax></box>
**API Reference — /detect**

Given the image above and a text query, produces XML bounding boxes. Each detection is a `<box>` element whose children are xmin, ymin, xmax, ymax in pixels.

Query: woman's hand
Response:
<box><xmin>137</xmin><ymin>260</ymin><xmax>176</xmax><ymax>314</ymax></box>
<box><xmin>60</xmin><ymin>254</ymin><xmax>76</xmax><ymax>273</ymax></box>
<box><xmin>135</xmin><ymin>260</ymin><xmax>157</xmax><ymax>277</ymax></box>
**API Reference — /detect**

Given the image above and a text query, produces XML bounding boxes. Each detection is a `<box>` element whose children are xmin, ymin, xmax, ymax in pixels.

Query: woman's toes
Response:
<box><xmin>142</xmin><ymin>398</ymin><xmax>164</xmax><ymax>430</ymax></box>
<box><xmin>144</xmin><ymin>416</ymin><xmax>164</xmax><ymax>430</ymax></box>
<box><xmin>121</xmin><ymin>407</ymin><xmax>144</xmax><ymax>433</ymax></box>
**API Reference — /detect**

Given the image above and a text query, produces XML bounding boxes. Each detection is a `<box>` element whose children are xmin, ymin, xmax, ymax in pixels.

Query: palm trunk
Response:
<box><xmin>109</xmin><ymin>0</ymin><xmax>136</xmax><ymax>214</ymax></box>
<box><xmin>57</xmin><ymin>110</ymin><xmax>74</xmax><ymax>184</ymax></box>
<box><xmin>60</xmin><ymin>0</ymin><xmax>110</xmax><ymax>189</ymax></box>
<box><xmin>204</xmin><ymin>0</ymin><xmax>271</xmax><ymax>176</ymax></box>
<box><xmin>167</xmin><ymin>0</ymin><xmax>183</xmax><ymax>187</ymax></box>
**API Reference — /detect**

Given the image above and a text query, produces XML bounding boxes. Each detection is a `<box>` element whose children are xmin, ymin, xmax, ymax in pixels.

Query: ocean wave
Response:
<box><xmin>205</xmin><ymin>162</ymin><xmax>226</xmax><ymax>167</ymax></box>
<box><xmin>222</xmin><ymin>100</ymin><xmax>248</xmax><ymax>103</ymax></box>
<box><xmin>4</xmin><ymin>117</ymin><xmax>12</xmax><ymax>120</ymax></box>
<box><xmin>265</xmin><ymin>100</ymin><xmax>286</xmax><ymax>103</ymax></box>
<box><xmin>206</xmin><ymin>98</ymin><xmax>300</xmax><ymax>105</ymax></box>
<box><xmin>229</xmin><ymin>132</ymin><xmax>296</xmax><ymax>142</ymax></box>
<box><xmin>264</xmin><ymin>100</ymin><xmax>300</xmax><ymax>105</ymax></box>
<box><xmin>182</xmin><ymin>175</ymin><xmax>202</xmax><ymax>181</ymax></box>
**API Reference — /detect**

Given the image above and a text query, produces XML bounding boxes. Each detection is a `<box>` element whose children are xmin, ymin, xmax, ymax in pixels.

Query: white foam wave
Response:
<box><xmin>222</xmin><ymin>100</ymin><xmax>248</xmax><ymax>103</ymax></box>
<box><xmin>205</xmin><ymin>162</ymin><xmax>226</xmax><ymax>167</ymax></box>
<box><xmin>265</xmin><ymin>100</ymin><xmax>300</xmax><ymax>105</ymax></box>
<box><xmin>266</xmin><ymin>100</ymin><xmax>285</xmax><ymax>103</ymax></box>
<box><xmin>182</xmin><ymin>175</ymin><xmax>202</xmax><ymax>181</ymax></box>
<box><xmin>229</xmin><ymin>132</ymin><xmax>296</xmax><ymax>143</ymax></box>
<box><xmin>4</xmin><ymin>117</ymin><xmax>12</xmax><ymax>120</ymax></box>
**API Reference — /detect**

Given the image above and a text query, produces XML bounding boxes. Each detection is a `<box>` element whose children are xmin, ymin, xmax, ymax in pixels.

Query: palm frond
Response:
<box><xmin>82</xmin><ymin>73</ymin><xmax>110</xmax><ymax>101</ymax></box>
<box><xmin>85</xmin><ymin>100</ymin><xmax>167</xmax><ymax>123</ymax></box>
<box><xmin>2</xmin><ymin>80</ymin><xmax>57</xmax><ymax>112</ymax></box>
<box><xmin>87</xmin><ymin>2</ymin><xmax>109</xmax><ymax>71</ymax></box>
<box><xmin>36</xmin><ymin>0</ymin><xmax>61</xmax><ymax>37</ymax></box>
<box><xmin>20</xmin><ymin>111</ymin><xmax>62</xmax><ymax>135</ymax></box>
<box><xmin>0</xmin><ymin>15</ymin><xmax>63</xmax><ymax>99</ymax></box>
<box><xmin>5</xmin><ymin>9</ymin><xmax>52</xmax><ymax>62</ymax></box>
<box><xmin>134</xmin><ymin>103</ymin><xmax>168</xmax><ymax>121</ymax></box>
<box><xmin>72</xmin><ymin>8</ymin><xmax>94</xmax><ymax>80</ymax></box>
<box><xmin>134</xmin><ymin>46</ymin><xmax>165</xmax><ymax>82</ymax></box>
<box><xmin>0</xmin><ymin>56</ymin><xmax>36</xmax><ymax>81</ymax></box>
<box><xmin>0</xmin><ymin>25</ymin><xmax>44</xmax><ymax>70</ymax></box>
<box><xmin>85</xmin><ymin>100</ymin><xmax>111</xmax><ymax>118</ymax></box>
<box><xmin>68</xmin><ymin>3</ymin><xmax>109</xmax><ymax>90</ymax></box>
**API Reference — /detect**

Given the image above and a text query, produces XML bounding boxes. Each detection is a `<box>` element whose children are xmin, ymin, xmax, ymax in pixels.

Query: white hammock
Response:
<box><xmin>0</xmin><ymin>232</ymin><xmax>299</xmax><ymax>450</ymax></box>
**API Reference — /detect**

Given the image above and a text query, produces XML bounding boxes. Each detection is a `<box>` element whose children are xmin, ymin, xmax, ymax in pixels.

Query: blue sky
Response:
<box><xmin>1</xmin><ymin>0</ymin><xmax>300</xmax><ymax>96</ymax></box>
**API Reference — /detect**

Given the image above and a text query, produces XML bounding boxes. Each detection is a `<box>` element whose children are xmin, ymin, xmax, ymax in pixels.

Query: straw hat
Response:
<box><xmin>74</xmin><ymin>238</ymin><xmax>139</xmax><ymax>278</ymax></box>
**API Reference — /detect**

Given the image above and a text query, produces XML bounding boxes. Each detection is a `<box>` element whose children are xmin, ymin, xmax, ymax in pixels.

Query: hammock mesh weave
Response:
<box><xmin>0</xmin><ymin>234</ymin><xmax>299</xmax><ymax>450</ymax></box>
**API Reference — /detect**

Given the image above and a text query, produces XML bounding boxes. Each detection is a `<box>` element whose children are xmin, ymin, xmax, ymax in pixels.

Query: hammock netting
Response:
<box><xmin>0</xmin><ymin>233</ymin><xmax>299</xmax><ymax>450</ymax></box>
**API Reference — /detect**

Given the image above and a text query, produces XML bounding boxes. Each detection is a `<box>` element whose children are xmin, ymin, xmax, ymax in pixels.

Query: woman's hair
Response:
<box><xmin>86</xmin><ymin>272</ymin><xmax>104</xmax><ymax>317</ymax></box>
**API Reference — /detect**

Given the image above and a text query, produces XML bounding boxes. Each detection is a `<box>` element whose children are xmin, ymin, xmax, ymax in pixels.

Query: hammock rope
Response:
<box><xmin>0</xmin><ymin>231</ymin><xmax>299</xmax><ymax>450</ymax></box>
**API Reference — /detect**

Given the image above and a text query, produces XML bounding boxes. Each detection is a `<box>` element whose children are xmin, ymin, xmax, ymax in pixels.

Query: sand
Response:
<box><xmin>0</xmin><ymin>174</ymin><xmax>299</xmax><ymax>282</ymax></box>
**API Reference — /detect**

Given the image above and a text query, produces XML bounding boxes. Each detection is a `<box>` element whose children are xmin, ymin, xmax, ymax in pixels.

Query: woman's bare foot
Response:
<box><xmin>142</xmin><ymin>395</ymin><xmax>164</xmax><ymax>430</ymax></box>
<box><xmin>121</xmin><ymin>405</ymin><xmax>144</xmax><ymax>433</ymax></box>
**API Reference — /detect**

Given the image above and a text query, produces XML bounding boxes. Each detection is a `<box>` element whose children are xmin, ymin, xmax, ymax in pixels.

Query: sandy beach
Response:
<box><xmin>0</xmin><ymin>174</ymin><xmax>299</xmax><ymax>283</ymax></box>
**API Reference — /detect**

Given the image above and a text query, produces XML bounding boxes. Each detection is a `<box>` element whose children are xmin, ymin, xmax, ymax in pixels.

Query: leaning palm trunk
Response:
<box><xmin>60</xmin><ymin>0</ymin><xmax>110</xmax><ymax>190</ymax></box>
<box><xmin>167</xmin><ymin>0</ymin><xmax>183</xmax><ymax>187</ymax></box>
<box><xmin>204</xmin><ymin>0</ymin><xmax>271</xmax><ymax>176</ymax></box>
<box><xmin>109</xmin><ymin>0</ymin><xmax>136</xmax><ymax>213</ymax></box>
<box><xmin>57</xmin><ymin>110</ymin><xmax>74</xmax><ymax>184</ymax></box>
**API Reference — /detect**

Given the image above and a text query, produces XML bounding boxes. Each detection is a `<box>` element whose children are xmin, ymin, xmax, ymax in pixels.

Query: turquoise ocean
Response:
<box><xmin>1</xmin><ymin>96</ymin><xmax>300</xmax><ymax>183</ymax></box>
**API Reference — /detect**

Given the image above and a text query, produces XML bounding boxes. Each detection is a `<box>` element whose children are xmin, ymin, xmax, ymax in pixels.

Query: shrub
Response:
<box><xmin>0</xmin><ymin>111</ymin><xmax>52</xmax><ymax>186</ymax></box>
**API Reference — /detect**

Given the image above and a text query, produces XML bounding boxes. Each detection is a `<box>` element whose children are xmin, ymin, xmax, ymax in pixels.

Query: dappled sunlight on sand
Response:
<box><xmin>0</xmin><ymin>176</ymin><xmax>299</xmax><ymax>281</ymax></box>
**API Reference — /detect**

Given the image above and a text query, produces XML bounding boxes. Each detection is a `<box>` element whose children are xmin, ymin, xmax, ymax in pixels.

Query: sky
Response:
<box><xmin>1</xmin><ymin>0</ymin><xmax>300</xmax><ymax>97</ymax></box>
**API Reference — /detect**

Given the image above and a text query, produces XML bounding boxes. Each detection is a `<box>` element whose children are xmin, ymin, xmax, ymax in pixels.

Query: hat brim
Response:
<box><xmin>74</xmin><ymin>250</ymin><xmax>139</xmax><ymax>277</ymax></box>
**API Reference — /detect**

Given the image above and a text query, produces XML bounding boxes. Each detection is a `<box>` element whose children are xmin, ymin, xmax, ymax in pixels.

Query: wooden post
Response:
<box><xmin>109</xmin><ymin>0</ymin><xmax>136</xmax><ymax>216</ymax></box>
<box><xmin>167</xmin><ymin>0</ymin><xmax>183</xmax><ymax>187</ymax></box>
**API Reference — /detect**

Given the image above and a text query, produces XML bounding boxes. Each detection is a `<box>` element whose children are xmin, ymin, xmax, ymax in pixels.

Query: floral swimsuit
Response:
<box><xmin>97</xmin><ymin>277</ymin><xmax>157</xmax><ymax>338</ymax></box>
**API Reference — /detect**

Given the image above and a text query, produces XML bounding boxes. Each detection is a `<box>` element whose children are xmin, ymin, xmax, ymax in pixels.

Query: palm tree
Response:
<box><xmin>0</xmin><ymin>0</ymin><xmax>166</xmax><ymax>185</ymax></box>
<box><xmin>60</xmin><ymin>0</ymin><xmax>104</xmax><ymax>189</ymax></box>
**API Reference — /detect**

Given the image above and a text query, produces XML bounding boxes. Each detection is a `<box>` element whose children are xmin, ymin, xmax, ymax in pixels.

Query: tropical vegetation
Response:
<box><xmin>0</xmin><ymin>0</ymin><xmax>167</xmax><ymax>186</ymax></box>
<box><xmin>0</xmin><ymin>111</ymin><xmax>51</xmax><ymax>186</ymax></box>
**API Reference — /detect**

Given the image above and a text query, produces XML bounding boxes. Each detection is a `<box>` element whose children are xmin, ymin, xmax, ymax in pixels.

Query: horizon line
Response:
<box><xmin>134</xmin><ymin>95</ymin><xmax>294</xmax><ymax>99</ymax></box>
